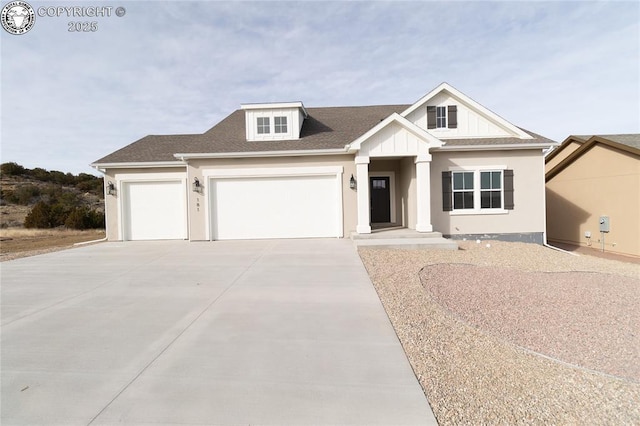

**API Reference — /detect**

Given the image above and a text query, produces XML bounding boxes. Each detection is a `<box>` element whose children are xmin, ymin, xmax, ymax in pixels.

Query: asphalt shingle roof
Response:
<box><xmin>93</xmin><ymin>105</ymin><xmax>554</xmax><ymax>164</ymax></box>
<box><xmin>575</xmin><ymin>134</ymin><xmax>640</xmax><ymax>150</ymax></box>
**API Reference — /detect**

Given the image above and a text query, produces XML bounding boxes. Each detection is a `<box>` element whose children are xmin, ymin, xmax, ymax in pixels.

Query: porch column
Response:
<box><xmin>355</xmin><ymin>156</ymin><xmax>371</xmax><ymax>234</ymax></box>
<box><xmin>415</xmin><ymin>154</ymin><xmax>433</xmax><ymax>232</ymax></box>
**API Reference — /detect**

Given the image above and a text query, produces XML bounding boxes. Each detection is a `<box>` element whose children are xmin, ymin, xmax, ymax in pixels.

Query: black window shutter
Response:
<box><xmin>427</xmin><ymin>106</ymin><xmax>436</xmax><ymax>129</ymax></box>
<box><xmin>442</xmin><ymin>171</ymin><xmax>452</xmax><ymax>211</ymax></box>
<box><xmin>448</xmin><ymin>105</ymin><xmax>457</xmax><ymax>128</ymax></box>
<box><xmin>504</xmin><ymin>169</ymin><xmax>514</xmax><ymax>210</ymax></box>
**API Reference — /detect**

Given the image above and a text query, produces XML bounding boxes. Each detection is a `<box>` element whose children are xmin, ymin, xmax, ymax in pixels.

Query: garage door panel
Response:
<box><xmin>123</xmin><ymin>181</ymin><xmax>187</xmax><ymax>241</ymax></box>
<box><xmin>211</xmin><ymin>175</ymin><xmax>339</xmax><ymax>240</ymax></box>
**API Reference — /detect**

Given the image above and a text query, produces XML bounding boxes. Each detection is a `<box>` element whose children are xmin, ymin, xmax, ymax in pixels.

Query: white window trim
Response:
<box><xmin>436</xmin><ymin>106</ymin><xmax>447</xmax><ymax>129</ymax></box>
<box><xmin>274</xmin><ymin>116</ymin><xmax>288</xmax><ymax>134</ymax></box>
<box><xmin>257</xmin><ymin>116</ymin><xmax>270</xmax><ymax>134</ymax></box>
<box><xmin>448</xmin><ymin>166</ymin><xmax>508</xmax><ymax>215</ymax></box>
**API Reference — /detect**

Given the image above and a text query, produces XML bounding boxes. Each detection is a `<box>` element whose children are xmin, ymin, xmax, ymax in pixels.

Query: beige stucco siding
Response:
<box><xmin>102</xmin><ymin>167</ymin><xmax>188</xmax><ymax>241</ymax></box>
<box><xmin>546</xmin><ymin>145</ymin><xmax>640</xmax><ymax>257</ymax></box>
<box><xmin>430</xmin><ymin>150</ymin><xmax>546</xmax><ymax>236</ymax></box>
<box><xmin>545</xmin><ymin>141</ymin><xmax>581</xmax><ymax>173</ymax></box>
<box><xmin>187</xmin><ymin>155</ymin><xmax>357</xmax><ymax>240</ymax></box>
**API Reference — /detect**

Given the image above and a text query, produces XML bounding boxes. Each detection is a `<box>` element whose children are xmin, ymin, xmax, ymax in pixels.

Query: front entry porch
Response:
<box><xmin>347</xmin><ymin>111</ymin><xmax>444</xmax><ymax>236</ymax></box>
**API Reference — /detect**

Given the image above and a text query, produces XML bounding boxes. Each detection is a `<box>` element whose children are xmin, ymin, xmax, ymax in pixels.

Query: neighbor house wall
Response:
<box><xmin>102</xmin><ymin>167</ymin><xmax>187</xmax><ymax>241</ymax></box>
<box><xmin>546</xmin><ymin>144</ymin><xmax>640</xmax><ymax>257</ymax></box>
<box><xmin>545</xmin><ymin>140</ymin><xmax>582</xmax><ymax>173</ymax></box>
<box><xmin>186</xmin><ymin>154</ymin><xmax>356</xmax><ymax>241</ymax></box>
<box><xmin>430</xmin><ymin>149</ymin><xmax>546</xmax><ymax>240</ymax></box>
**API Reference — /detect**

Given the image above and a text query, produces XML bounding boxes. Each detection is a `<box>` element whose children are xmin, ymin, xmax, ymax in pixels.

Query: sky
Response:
<box><xmin>1</xmin><ymin>1</ymin><xmax>639</xmax><ymax>175</ymax></box>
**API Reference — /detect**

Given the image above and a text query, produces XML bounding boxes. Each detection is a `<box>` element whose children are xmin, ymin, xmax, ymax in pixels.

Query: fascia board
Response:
<box><xmin>240</xmin><ymin>101</ymin><xmax>308</xmax><ymax>117</ymax></box>
<box><xmin>173</xmin><ymin>148</ymin><xmax>348</xmax><ymax>160</ymax></box>
<box><xmin>401</xmin><ymin>82</ymin><xmax>534</xmax><ymax>140</ymax></box>
<box><xmin>91</xmin><ymin>161</ymin><xmax>186</xmax><ymax>172</ymax></box>
<box><xmin>433</xmin><ymin>143</ymin><xmax>555</xmax><ymax>152</ymax></box>
<box><xmin>544</xmin><ymin>136</ymin><xmax>586</xmax><ymax>162</ymax></box>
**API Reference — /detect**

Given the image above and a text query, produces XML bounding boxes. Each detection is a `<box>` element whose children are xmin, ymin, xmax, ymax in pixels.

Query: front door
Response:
<box><xmin>370</xmin><ymin>177</ymin><xmax>391</xmax><ymax>223</ymax></box>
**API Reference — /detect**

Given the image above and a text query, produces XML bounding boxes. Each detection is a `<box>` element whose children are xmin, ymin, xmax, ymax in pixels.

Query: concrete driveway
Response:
<box><xmin>1</xmin><ymin>239</ymin><xmax>436</xmax><ymax>425</ymax></box>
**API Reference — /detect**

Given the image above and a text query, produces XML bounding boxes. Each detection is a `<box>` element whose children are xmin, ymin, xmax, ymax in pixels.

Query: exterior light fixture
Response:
<box><xmin>192</xmin><ymin>177</ymin><xmax>202</xmax><ymax>193</ymax></box>
<box><xmin>349</xmin><ymin>174</ymin><xmax>357</xmax><ymax>190</ymax></box>
<box><xmin>107</xmin><ymin>181</ymin><xmax>116</xmax><ymax>196</ymax></box>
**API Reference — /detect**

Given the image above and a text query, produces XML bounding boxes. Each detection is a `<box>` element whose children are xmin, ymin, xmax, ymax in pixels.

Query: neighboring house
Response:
<box><xmin>545</xmin><ymin>134</ymin><xmax>640</xmax><ymax>258</ymax></box>
<box><xmin>92</xmin><ymin>83</ymin><xmax>555</xmax><ymax>243</ymax></box>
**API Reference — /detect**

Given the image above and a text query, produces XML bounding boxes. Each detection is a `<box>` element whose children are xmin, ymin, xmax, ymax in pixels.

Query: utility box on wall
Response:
<box><xmin>599</xmin><ymin>216</ymin><xmax>610</xmax><ymax>233</ymax></box>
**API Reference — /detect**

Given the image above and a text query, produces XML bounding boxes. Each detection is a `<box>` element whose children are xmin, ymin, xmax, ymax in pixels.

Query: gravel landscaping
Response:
<box><xmin>359</xmin><ymin>241</ymin><xmax>640</xmax><ymax>425</ymax></box>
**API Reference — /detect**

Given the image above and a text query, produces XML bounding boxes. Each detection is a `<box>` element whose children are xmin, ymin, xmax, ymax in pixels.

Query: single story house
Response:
<box><xmin>92</xmin><ymin>82</ymin><xmax>556</xmax><ymax>243</ymax></box>
<box><xmin>545</xmin><ymin>134</ymin><xmax>640</xmax><ymax>257</ymax></box>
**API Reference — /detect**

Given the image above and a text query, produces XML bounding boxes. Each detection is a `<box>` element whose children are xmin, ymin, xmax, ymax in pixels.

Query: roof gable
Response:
<box><xmin>348</xmin><ymin>113</ymin><xmax>443</xmax><ymax>157</ymax></box>
<box><xmin>401</xmin><ymin>82</ymin><xmax>533</xmax><ymax>140</ymax></box>
<box><xmin>546</xmin><ymin>134</ymin><xmax>640</xmax><ymax>181</ymax></box>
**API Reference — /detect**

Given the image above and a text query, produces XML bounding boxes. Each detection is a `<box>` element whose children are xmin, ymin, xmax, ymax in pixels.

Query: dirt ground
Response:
<box><xmin>0</xmin><ymin>228</ymin><xmax>106</xmax><ymax>261</ymax></box>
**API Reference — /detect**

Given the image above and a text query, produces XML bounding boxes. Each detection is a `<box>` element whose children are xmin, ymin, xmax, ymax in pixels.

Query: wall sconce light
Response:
<box><xmin>192</xmin><ymin>177</ymin><xmax>202</xmax><ymax>193</ymax></box>
<box><xmin>107</xmin><ymin>181</ymin><xmax>116</xmax><ymax>196</ymax></box>
<box><xmin>349</xmin><ymin>174</ymin><xmax>357</xmax><ymax>190</ymax></box>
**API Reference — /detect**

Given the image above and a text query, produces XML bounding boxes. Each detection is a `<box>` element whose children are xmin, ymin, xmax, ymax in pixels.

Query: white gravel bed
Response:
<box><xmin>423</xmin><ymin>264</ymin><xmax>640</xmax><ymax>382</ymax></box>
<box><xmin>359</xmin><ymin>241</ymin><xmax>640</xmax><ymax>425</ymax></box>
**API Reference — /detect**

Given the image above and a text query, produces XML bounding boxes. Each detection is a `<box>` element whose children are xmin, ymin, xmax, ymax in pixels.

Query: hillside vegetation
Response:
<box><xmin>0</xmin><ymin>162</ymin><xmax>105</xmax><ymax>229</ymax></box>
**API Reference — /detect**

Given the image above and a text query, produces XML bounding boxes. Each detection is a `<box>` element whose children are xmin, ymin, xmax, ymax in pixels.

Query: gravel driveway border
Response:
<box><xmin>359</xmin><ymin>241</ymin><xmax>640</xmax><ymax>425</ymax></box>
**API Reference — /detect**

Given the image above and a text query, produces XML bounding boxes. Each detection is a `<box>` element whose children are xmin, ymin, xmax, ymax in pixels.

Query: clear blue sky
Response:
<box><xmin>2</xmin><ymin>1</ymin><xmax>639</xmax><ymax>175</ymax></box>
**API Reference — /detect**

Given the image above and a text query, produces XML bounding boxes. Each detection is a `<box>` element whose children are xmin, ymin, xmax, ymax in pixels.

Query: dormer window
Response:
<box><xmin>257</xmin><ymin>117</ymin><xmax>270</xmax><ymax>134</ymax></box>
<box><xmin>427</xmin><ymin>105</ymin><xmax>458</xmax><ymax>129</ymax></box>
<box><xmin>241</xmin><ymin>101</ymin><xmax>308</xmax><ymax>141</ymax></box>
<box><xmin>274</xmin><ymin>116</ymin><xmax>287</xmax><ymax>133</ymax></box>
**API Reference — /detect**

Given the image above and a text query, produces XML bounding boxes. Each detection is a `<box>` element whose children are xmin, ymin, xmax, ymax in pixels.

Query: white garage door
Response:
<box><xmin>210</xmin><ymin>175</ymin><xmax>340</xmax><ymax>240</ymax></box>
<box><xmin>122</xmin><ymin>181</ymin><xmax>187</xmax><ymax>240</ymax></box>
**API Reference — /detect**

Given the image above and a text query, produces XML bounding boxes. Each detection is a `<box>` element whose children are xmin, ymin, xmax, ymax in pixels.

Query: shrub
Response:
<box><xmin>24</xmin><ymin>202</ymin><xmax>52</xmax><ymax>228</ymax></box>
<box><xmin>64</xmin><ymin>207</ymin><xmax>105</xmax><ymax>230</ymax></box>
<box><xmin>0</xmin><ymin>162</ymin><xmax>26</xmax><ymax>177</ymax></box>
<box><xmin>13</xmin><ymin>184</ymin><xmax>41</xmax><ymax>205</ymax></box>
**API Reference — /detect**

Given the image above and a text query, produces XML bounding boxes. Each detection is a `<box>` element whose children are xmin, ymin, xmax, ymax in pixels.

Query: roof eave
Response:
<box><xmin>433</xmin><ymin>142</ymin><xmax>556</xmax><ymax>152</ymax></box>
<box><xmin>173</xmin><ymin>148</ymin><xmax>349</xmax><ymax>160</ymax></box>
<box><xmin>91</xmin><ymin>161</ymin><xmax>186</xmax><ymax>172</ymax></box>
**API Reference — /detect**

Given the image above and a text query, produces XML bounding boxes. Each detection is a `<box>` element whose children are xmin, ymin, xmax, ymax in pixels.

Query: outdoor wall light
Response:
<box><xmin>192</xmin><ymin>177</ymin><xmax>202</xmax><ymax>193</ymax></box>
<box><xmin>349</xmin><ymin>174</ymin><xmax>357</xmax><ymax>190</ymax></box>
<box><xmin>107</xmin><ymin>181</ymin><xmax>116</xmax><ymax>196</ymax></box>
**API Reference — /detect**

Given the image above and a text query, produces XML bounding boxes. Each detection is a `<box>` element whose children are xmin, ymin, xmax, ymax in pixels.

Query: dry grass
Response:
<box><xmin>0</xmin><ymin>228</ymin><xmax>105</xmax><ymax>261</ymax></box>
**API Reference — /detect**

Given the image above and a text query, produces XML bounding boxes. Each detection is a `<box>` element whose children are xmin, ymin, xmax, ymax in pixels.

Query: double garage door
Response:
<box><xmin>121</xmin><ymin>173</ymin><xmax>342</xmax><ymax>241</ymax></box>
<box><xmin>210</xmin><ymin>175</ymin><xmax>341</xmax><ymax>240</ymax></box>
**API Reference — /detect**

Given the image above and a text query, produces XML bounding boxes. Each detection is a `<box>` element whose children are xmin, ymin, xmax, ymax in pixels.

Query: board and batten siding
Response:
<box><xmin>405</xmin><ymin>92</ymin><xmax>515</xmax><ymax>139</ymax></box>
<box><xmin>244</xmin><ymin>107</ymin><xmax>304</xmax><ymax>141</ymax></box>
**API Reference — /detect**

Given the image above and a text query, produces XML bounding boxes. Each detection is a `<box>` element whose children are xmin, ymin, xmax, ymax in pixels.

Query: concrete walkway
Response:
<box><xmin>1</xmin><ymin>239</ymin><xmax>436</xmax><ymax>425</ymax></box>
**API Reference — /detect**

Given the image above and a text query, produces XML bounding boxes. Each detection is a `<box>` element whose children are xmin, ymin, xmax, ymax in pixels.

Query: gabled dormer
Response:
<box><xmin>241</xmin><ymin>101</ymin><xmax>308</xmax><ymax>141</ymax></box>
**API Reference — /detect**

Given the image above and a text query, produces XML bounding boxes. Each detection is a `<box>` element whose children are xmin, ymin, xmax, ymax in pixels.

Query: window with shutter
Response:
<box><xmin>444</xmin><ymin>169</ymin><xmax>513</xmax><ymax>213</ymax></box>
<box><xmin>504</xmin><ymin>169</ymin><xmax>514</xmax><ymax>210</ymax></box>
<box><xmin>427</xmin><ymin>106</ymin><xmax>436</xmax><ymax>129</ymax></box>
<box><xmin>447</xmin><ymin>105</ymin><xmax>457</xmax><ymax>128</ymax></box>
<box><xmin>442</xmin><ymin>171</ymin><xmax>452</xmax><ymax>211</ymax></box>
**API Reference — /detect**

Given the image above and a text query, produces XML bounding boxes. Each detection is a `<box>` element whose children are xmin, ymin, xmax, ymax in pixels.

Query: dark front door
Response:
<box><xmin>370</xmin><ymin>177</ymin><xmax>391</xmax><ymax>223</ymax></box>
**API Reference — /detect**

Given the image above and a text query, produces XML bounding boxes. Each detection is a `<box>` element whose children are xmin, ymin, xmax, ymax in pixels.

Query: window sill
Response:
<box><xmin>450</xmin><ymin>209</ymin><xmax>508</xmax><ymax>216</ymax></box>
